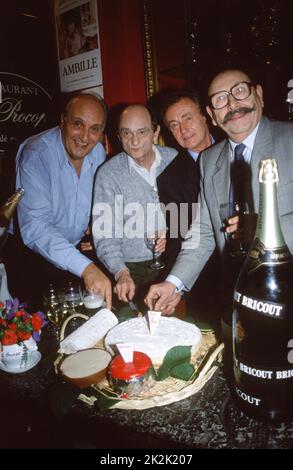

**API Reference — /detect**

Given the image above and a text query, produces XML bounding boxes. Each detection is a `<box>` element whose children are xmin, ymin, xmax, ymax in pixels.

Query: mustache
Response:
<box><xmin>223</xmin><ymin>106</ymin><xmax>255</xmax><ymax>124</ymax></box>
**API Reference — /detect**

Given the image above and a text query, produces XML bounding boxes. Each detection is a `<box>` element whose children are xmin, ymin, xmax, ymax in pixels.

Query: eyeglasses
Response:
<box><xmin>119</xmin><ymin>127</ymin><xmax>152</xmax><ymax>140</ymax></box>
<box><xmin>209</xmin><ymin>82</ymin><xmax>255</xmax><ymax>110</ymax></box>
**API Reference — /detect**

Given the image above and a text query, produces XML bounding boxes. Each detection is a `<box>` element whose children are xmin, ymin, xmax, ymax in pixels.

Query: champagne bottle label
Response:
<box><xmin>233</xmin><ymin>158</ymin><xmax>293</xmax><ymax>422</ymax></box>
<box><xmin>247</xmin><ymin>238</ymin><xmax>291</xmax><ymax>273</ymax></box>
<box><xmin>235</xmin><ymin>386</ymin><xmax>262</xmax><ymax>408</ymax></box>
<box><xmin>235</xmin><ymin>358</ymin><xmax>293</xmax><ymax>381</ymax></box>
<box><xmin>234</xmin><ymin>291</ymin><xmax>286</xmax><ymax>319</ymax></box>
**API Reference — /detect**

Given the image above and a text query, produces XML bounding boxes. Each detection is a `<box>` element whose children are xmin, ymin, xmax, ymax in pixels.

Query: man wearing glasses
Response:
<box><xmin>92</xmin><ymin>104</ymin><xmax>177</xmax><ymax>305</ymax></box>
<box><xmin>145</xmin><ymin>68</ymin><xmax>293</xmax><ymax>328</ymax></box>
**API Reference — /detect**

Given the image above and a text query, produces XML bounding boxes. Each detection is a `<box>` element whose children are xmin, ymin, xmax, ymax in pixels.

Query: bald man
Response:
<box><xmin>92</xmin><ymin>104</ymin><xmax>177</xmax><ymax>304</ymax></box>
<box><xmin>5</xmin><ymin>93</ymin><xmax>112</xmax><ymax>310</ymax></box>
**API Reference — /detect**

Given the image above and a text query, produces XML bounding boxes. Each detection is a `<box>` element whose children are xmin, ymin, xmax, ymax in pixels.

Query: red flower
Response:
<box><xmin>2</xmin><ymin>330</ymin><xmax>17</xmax><ymax>345</ymax></box>
<box><xmin>14</xmin><ymin>310</ymin><xmax>25</xmax><ymax>318</ymax></box>
<box><xmin>0</xmin><ymin>299</ymin><xmax>47</xmax><ymax>346</ymax></box>
<box><xmin>17</xmin><ymin>331</ymin><xmax>31</xmax><ymax>341</ymax></box>
<box><xmin>31</xmin><ymin>314</ymin><xmax>43</xmax><ymax>331</ymax></box>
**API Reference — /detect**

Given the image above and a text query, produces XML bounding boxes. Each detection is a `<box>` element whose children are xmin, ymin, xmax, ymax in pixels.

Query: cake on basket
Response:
<box><xmin>104</xmin><ymin>316</ymin><xmax>202</xmax><ymax>366</ymax></box>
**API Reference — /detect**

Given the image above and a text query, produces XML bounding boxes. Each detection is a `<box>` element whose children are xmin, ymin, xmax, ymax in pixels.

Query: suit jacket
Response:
<box><xmin>171</xmin><ymin>117</ymin><xmax>293</xmax><ymax>289</ymax></box>
<box><xmin>157</xmin><ymin>149</ymin><xmax>199</xmax><ymax>269</ymax></box>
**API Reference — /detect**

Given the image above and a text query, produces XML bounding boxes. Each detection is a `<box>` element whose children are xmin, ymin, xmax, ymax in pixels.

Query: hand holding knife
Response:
<box><xmin>128</xmin><ymin>300</ymin><xmax>143</xmax><ymax>317</ymax></box>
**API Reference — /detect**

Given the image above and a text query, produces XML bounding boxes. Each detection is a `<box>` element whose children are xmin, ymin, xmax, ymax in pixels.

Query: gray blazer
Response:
<box><xmin>171</xmin><ymin>117</ymin><xmax>293</xmax><ymax>289</ymax></box>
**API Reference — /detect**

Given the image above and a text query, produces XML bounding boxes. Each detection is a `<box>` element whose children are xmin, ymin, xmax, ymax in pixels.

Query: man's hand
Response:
<box><xmin>80</xmin><ymin>240</ymin><xmax>93</xmax><ymax>251</ymax></box>
<box><xmin>155</xmin><ymin>236</ymin><xmax>167</xmax><ymax>254</ymax></box>
<box><xmin>82</xmin><ymin>263</ymin><xmax>112</xmax><ymax>309</ymax></box>
<box><xmin>160</xmin><ymin>292</ymin><xmax>182</xmax><ymax>316</ymax></box>
<box><xmin>226</xmin><ymin>215</ymin><xmax>239</xmax><ymax>235</ymax></box>
<box><xmin>80</xmin><ymin>227</ymin><xmax>93</xmax><ymax>252</ymax></box>
<box><xmin>144</xmin><ymin>281</ymin><xmax>179</xmax><ymax>315</ymax></box>
<box><xmin>226</xmin><ymin>213</ymin><xmax>257</xmax><ymax>245</ymax></box>
<box><xmin>114</xmin><ymin>269</ymin><xmax>136</xmax><ymax>302</ymax></box>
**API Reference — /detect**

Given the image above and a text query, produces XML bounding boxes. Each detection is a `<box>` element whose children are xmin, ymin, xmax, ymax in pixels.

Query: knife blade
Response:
<box><xmin>128</xmin><ymin>300</ymin><xmax>143</xmax><ymax>317</ymax></box>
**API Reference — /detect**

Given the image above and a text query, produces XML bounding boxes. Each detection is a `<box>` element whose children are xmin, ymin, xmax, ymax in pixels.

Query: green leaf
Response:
<box><xmin>170</xmin><ymin>362</ymin><xmax>195</xmax><ymax>381</ymax></box>
<box><xmin>182</xmin><ymin>316</ymin><xmax>196</xmax><ymax>324</ymax></box>
<box><xmin>195</xmin><ymin>320</ymin><xmax>215</xmax><ymax>331</ymax></box>
<box><xmin>156</xmin><ymin>345</ymin><xmax>192</xmax><ymax>381</ymax></box>
<box><xmin>118</xmin><ymin>306</ymin><xmax>136</xmax><ymax>323</ymax></box>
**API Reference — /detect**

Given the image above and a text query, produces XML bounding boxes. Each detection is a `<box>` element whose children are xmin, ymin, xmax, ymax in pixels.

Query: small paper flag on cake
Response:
<box><xmin>147</xmin><ymin>310</ymin><xmax>161</xmax><ymax>335</ymax></box>
<box><xmin>117</xmin><ymin>343</ymin><xmax>134</xmax><ymax>363</ymax></box>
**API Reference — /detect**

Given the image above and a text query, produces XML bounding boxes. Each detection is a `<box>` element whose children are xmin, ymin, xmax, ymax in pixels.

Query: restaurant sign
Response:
<box><xmin>0</xmin><ymin>72</ymin><xmax>52</xmax><ymax>151</ymax></box>
<box><xmin>0</xmin><ymin>72</ymin><xmax>53</xmax><ymax>202</ymax></box>
<box><xmin>0</xmin><ymin>72</ymin><xmax>52</xmax><ymax>149</ymax></box>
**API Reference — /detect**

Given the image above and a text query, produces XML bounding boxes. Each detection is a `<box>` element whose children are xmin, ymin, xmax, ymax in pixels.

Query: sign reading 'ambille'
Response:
<box><xmin>54</xmin><ymin>0</ymin><xmax>103</xmax><ymax>93</ymax></box>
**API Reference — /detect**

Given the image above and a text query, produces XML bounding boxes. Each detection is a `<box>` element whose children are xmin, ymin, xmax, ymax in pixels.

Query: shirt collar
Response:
<box><xmin>229</xmin><ymin>123</ymin><xmax>260</xmax><ymax>155</ymax></box>
<box><xmin>187</xmin><ymin>135</ymin><xmax>215</xmax><ymax>162</ymax></box>
<box><xmin>188</xmin><ymin>149</ymin><xmax>199</xmax><ymax>161</ymax></box>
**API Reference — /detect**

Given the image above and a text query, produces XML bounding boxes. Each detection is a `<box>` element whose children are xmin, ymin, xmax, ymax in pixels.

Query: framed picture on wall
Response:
<box><xmin>54</xmin><ymin>0</ymin><xmax>103</xmax><ymax>93</ymax></box>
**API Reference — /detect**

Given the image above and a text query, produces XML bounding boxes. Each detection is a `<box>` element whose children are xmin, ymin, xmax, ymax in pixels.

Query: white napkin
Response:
<box><xmin>59</xmin><ymin>308</ymin><xmax>118</xmax><ymax>355</ymax></box>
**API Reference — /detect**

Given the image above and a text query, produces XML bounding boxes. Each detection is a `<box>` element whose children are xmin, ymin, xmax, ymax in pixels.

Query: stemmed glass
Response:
<box><xmin>220</xmin><ymin>202</ymin><xmax>250</xmax><ymax>257</ymax></box>
<box><xmin>63</xmin><ymin>282</ymin><xmax>83</xmax><ymax>311</ymax></box>
<box><xmin>144</xmin><ymin>231</ymin><xmax>165</xmax><ymax>270</ymax></box>
<box><xmin>43</xmin><ymin>284</ymin><xmax>64</xmax><ymax>326</ymax></box>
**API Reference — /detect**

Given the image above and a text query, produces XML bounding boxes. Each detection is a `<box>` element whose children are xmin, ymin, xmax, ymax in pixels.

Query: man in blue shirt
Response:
<box><xmin>4</xmin><ymin>92</ymin><xmax>112</xmax><ymax>310</ymax></box>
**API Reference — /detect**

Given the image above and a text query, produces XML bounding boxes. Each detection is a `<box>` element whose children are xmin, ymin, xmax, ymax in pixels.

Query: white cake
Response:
<box><xmin>104</xmin><ymin>316</ymin><xmax>202</xmax><ymax>365</ymax></box>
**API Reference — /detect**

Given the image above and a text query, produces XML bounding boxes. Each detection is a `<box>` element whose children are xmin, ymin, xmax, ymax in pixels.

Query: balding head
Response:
<box><xmin>60</xmin><ymin>92</ymin><xmax>107</xmax><ymax>171</ymax></box>
<box><xmin>119</xmin><ymin>104</ymin><xmax>155</xmax><ymax>131</ymax></box>
<box><xmin>63</xmin><ymin>93</ymin><xmax>107</xmax><ymax>131</ymax></box>
<box><xmin>118</xmin><ymin>104</ymin><xmax>160</xmax><ymax>169</ymax></box>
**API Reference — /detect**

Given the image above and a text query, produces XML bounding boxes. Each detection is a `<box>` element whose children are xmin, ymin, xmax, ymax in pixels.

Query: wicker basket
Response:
<box><xmin>55</xmin><ymin>313</ymin><xmax>223</xmax><ymax>410</ymax></box>
<box><xmin>78</xmin><ymin>331</ymin><xmax>224</xmax><ymax>410</ymax></box>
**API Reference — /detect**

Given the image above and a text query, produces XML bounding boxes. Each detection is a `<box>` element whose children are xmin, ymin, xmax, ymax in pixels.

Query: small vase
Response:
<box><xmin>0</xmin><ymin>337</ymin><xmax>39</xmax><ymax>372</ymax></box>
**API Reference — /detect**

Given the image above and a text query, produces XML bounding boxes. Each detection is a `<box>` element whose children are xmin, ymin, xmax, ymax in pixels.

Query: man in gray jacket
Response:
<box><xmin>146</xmin><ymin>68</ymin><xmax>293</xmax><ymax>322</ymax></box>
<box><xmin>92</xmin><ymin>104</ymin><xmax>177</xmax><ymax>303</ymax></box>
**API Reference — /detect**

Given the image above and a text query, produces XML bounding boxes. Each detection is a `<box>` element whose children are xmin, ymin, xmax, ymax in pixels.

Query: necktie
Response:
<box><xmin>230</xmin><ymin>143</ymin><xmax>247</xmax><ymax>207</ymax></box>
<box><xmin>234</xmin><ymin>143</ymin><xmax>246</xmax><ymax>163</ymax></box>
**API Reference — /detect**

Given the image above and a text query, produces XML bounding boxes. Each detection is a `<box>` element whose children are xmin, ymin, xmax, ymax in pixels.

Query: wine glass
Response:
<box><xmin>42</xmin><ymin>285</ymin><xmax>70</xmax><ymax>347</ymax></box>
<box><xmin>43</xmin><ymin>284</ymin><xmax>64</xmax><ymax>325</ymax></box>
<box><xmin>220</xmin><ymin>202</ymin><xmax>250</xmax><ymax>257</ymax></box>
<box><xmin>144</xmin><ymin>231</ymin><xmax>165</xmax><ymax>270</ymax></box>
<box><xmin>63</xmin><ymin>282</ymin><xmax>83</xmax><ymax>311</ymax></box>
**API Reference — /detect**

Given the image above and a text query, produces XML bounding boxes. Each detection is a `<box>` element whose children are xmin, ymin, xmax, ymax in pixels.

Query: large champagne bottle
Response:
<box><xmin>0</xmin><ymin>188</ymin><xmax>25</xmax><ymax>250</ymax></box>
<box><xmin>233</xmin><ymin>159</ymin><xmax>293</xmax><ymax>422</ymax></box>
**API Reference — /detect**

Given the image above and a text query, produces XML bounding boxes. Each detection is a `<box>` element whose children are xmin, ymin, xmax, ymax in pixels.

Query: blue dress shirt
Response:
<box><xmin>14</xmin><ymin>127</ymin><xmax>105</xmax><ymax>277</ymax></box>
